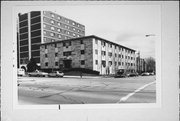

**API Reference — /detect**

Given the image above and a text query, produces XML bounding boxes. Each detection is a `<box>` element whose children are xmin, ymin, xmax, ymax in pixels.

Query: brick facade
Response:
<box><xmin>40</xmin><ymin>35</ymin><xmax>136</xmax><ymax>75</ymax></box>
<box><xmin>40</xmin><ymin>37</ymin><xmax>93</xmax><ymax>70</ymax></box>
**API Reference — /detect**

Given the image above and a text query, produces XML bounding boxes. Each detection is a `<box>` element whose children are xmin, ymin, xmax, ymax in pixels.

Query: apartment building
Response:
<box><xmin>40</xmin><ymin>35</ymin><xmax>136</xmax><ymax>75</ymax></box>
<box><xmin>17</xmin><ymin>11</ymin><xmax>85</xmax><ymax>69</ymax></box>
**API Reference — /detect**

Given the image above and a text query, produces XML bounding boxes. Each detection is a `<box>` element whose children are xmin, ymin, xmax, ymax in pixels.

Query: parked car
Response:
<box><xmin>141</xmin><ymin>72</ymin><xmax>150</xmax><ymax>76</ymax></box>
<box><xmin>114</xmin><ymin>69</ymin><xmax>127</xmax><ymax>78</ymax></box>
<box><xmin>48</xmin><ymin>71</ymin><xmax>64</xmax><ymax>77</ymax></box>
<box><xmin>28</xmin><ymin>70</ymin><xmax>48</xmax><ymax>77</ymax></box>
<box><xmin>149</xmin><ymin>72</ymin><xmax>155</xmax><ymax>75</ymax></box>
<box><xmin>128</xmin><ymin>72</ymin><xmax>139</xmax><ymax>77</ymax></box>
<box><xmin>114</xmin><ymin>73</ymin><xmax>127</xmax><ymax>78</ymax></box>
<box><xmin>17</xmin><ymin>68</ymin><xmax>25</xmax><ymax>76</ymax></box>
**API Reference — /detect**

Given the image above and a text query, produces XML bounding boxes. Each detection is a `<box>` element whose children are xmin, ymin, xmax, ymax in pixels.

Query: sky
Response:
<box><xmin>17</xmin><ymin>4</ymin><xmax>161</xmax><ymax>58</ymax></box>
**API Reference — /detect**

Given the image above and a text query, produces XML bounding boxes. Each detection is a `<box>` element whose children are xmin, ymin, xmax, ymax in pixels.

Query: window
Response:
<box><xmin>43</xmin><ymin>17</ymin><xmax>46</xmax><ymax>21</ymax></box>
<box><xmin>58</xmin><ymin>16</ymin><xmax>61</xmax><ymax>20</ymax></box>
<box><xmin>64</xmin><ymin>30</ymin><xmax>67</xmax><ymax>34</ymax></box>
<box><xmin>58</xmin><ymin>34</ymin><xmax>61</xmax><ymax>38</ymax></box>
<box><xmin>109</xmin><ymin>61</ymin><xmax>112</xmax><ymax>66</ymax></box>
<box><xmin>63</xmin><ymin>51</ymin><xmax>71</xmax><ymax>56</ymax></box>
<box><xmin>55</xmin><ymin>53</ymin><xmax>58</xmax><ymax>57</ymax></box>
<box><xmin>118</xmin><ymin>62</ymin><xmax>121</xmax><ymax>65</ymax></box>
<box><xmin>109</xmin><ymin>44</ymin><xmax>112</xmax><ymax>48</ymax></box>
<box><xmin>45</xmin><ymin>62</ymin><xmax>48</xmax><ymax>66</ymax></box>
<box><xmin>108</xmin><ymin>52</ymin><xmax>112</xmax><ymax>57</ymax></box>
<box><xmin>102</xmin><ymin>41</ymin><xmax>106</xmax><ymax>46</ymax></box>
<box><xmin>73</xmin><ymin>28</ymin><xmax>76</xmax><ymax>31</ymax></box>
<box><xmin>63</xmin><ymin>42</ymin><xmax>65</xmax><ymax>46</ymax></box>
<box><xmin>95</xmin><ymin>39</ymin><xmax>98</xmax><ymax>44</ymax></box>
<box><xmin>122</xmin><ymin>62</ymin><xmax>124</xmax><ymax>66</ymax></box>
<box><xmin>51</xmin><ymin>26</ymin><xmax>55</xmax><ymax>31</ymax></box>
<box><xmin>58</xmin><ymin>22</ymin><xmax>61</xmax><ymax>26</ymax></box>
<box><xmin>81</xmin><ymin>60</ymin><xmax>85</xmax><ymax>65</ymax></box>
<box><xmin>45</xmin><ymin>45</ymin><xmax>47</xmax><ymax>49</ymax></box>
<box><xmin>115</xmin><ymin>53</ymin><xmax>117</xmax><ymax>57</ymax></box>
<box><xmin>101</xmin><ymin>51</ymin><xmax>106</xmax><ymax>56</ymax></box>
<box><xmin>102</xmin><ymin>61</ymin><xmax>106</xmax><ymax>67</ymax></box>
<box><xmin>73</xmin><ymin>33</ymin><xmax>76</xmax><ymax>37</ymax></box>
<box><xmin>51</xmin><ymin>13</ymin><xmax>54</xmax><ymax>18</ymax></box>
<box><xmin>57</xmin><ymin>28</ymin><xmax>61</xmax><ymax>32</ymax></box>
<box><xmin>81</xmin><ymin>50</ymin><xmax>85</xmax><ymax>54</ymax></box>
<box><xmin>67</xmin><ymin>31</ymin><xmax>70</xmax><ymax>35</ymax></box>
<box><xmin>72</xmin><ymin>22</ymin><xmax>75</xmax><ymax>25</ymax></box>
<box><xmin>95</xmin><ymin>60</ymin><xmax>98</xmax><ymax>65</ymax></box>
<box><xmin>43</xmin><ymin>31</ymin><xmax>46</xmax><ymax>35</ymax></box>
<box><xmin>115</xmin><ymin>62</ymin><xmax>117</xmax><ymax>66</ymax></box>
<box><xmin>43</xmin><ymin>37</ymin><xmax>47</xmax><ymax>42</ymax></box>
<box><xmin>55</xmin><ymin>44</ymin><xmax>57</xmax><ymax>48</ymax></box>
<box><xmin>119</xmin><ymin>54</ymin><xmax>121</xmax><ymax>58</ymax></box>
<box><xmin>95</xmin><ymin>50</ymin><xmax>98</xmax><ymax>54</ymax></box>
<box><xmin>51</xmin><ymin>39</ymin><xmax>55</xmax><ymax>42</ymax></box>
<box><xmin>69</xmin><ymin>41</ymin><xmax>71</xmax><ymax>46</ymax></box>
<box><xmin>45</xmin><ymin>54</ymin><xmax>47</xmax><ymax>58</ymax></box>
<box><xmin>55</xmin><ymin>62</ymin><xmax>58</xmax><ymax>66</ymax></box>
<box><xmin>122</xmin><ymin>55</ymin><xmax>124</xmax><ymax>58</ymax></box>
<box><xmin>43</xmin><ymin>24</ymin><xmax>46</xmax><ymax>28</ymax></box>
<box><xmin>50</xmin><ymin>20</ymin><xmax>54</xmax><ymax>24</ymax></box>
<box><xmin>50</xmin><ymin>33</ymin><xmax>55</xmax><ymax>37</ymax></box>
<box><xmin>63</xmin><ymin>41</ymin><xmax>71</xmax><ymax>47</ymax></box>
<box><xmin>80</xmin><ymin>40</ymin><xmax>83</xmax><ymax>44</ymax></box>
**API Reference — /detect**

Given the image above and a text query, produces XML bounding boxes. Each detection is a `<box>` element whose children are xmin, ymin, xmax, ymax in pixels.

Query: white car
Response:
<box><xmin>28</xmin><ymin>70</ymin><xmax>48</xmax><ymax>77</ymax></box>
<box><xmin>141</xmin><ymin>72</ymin><xmax>150</xmax><ymax>76</ymax></box>
<box><xmin>48</xmin><ymin>71</ymin><xmax>64</xmax><ymax>77</ymax></box>
<box><xmin>17</xmin><ymin>68</ymin><xmax>25</xmax><ymax>76</ymax></box>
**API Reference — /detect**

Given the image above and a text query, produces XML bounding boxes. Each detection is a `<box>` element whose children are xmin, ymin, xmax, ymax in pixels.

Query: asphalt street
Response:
<box><xmin>18</xmin><ymin>75</ymin><xmax>156</xmax><ymax>104</ymax></box>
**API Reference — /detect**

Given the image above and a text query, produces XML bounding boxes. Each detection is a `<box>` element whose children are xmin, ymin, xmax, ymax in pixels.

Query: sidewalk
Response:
<box><xmin>63</xmin><ymin>75</ymin><xmax>102</xmax><ymax>79</ymax></box>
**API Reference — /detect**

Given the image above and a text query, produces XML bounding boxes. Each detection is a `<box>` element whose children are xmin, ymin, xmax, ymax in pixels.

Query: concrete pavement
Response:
<box><xmin>18</xmin><ymin>76</ymin><xmax>156</xmax><ymax>104</ymax></box>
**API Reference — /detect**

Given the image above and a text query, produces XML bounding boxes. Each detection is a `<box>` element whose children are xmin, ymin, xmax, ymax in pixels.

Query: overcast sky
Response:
<box><xmin>17</xmin><ymin>4</ymin><xmax>161</xmax><ymax>58</ymax></box>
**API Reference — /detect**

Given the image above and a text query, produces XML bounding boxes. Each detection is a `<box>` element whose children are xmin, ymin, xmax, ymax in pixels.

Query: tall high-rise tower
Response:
<box><xmin>17</xmin><ymin>11</ymin><xmax>85</xmax><ymax>68</ymax></box>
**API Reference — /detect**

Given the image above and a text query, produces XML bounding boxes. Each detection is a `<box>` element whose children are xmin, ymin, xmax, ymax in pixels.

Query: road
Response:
<box><xmin>18</xmin><ymin>75</ymin><xmax>156</xmax><ymax>104</ymax></box>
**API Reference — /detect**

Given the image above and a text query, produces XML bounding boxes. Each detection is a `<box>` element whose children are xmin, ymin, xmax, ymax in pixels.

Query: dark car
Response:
<box><xmin>128</xmin><ymin>72</ymin><xmax>139</xmax><ymax>77</ymax></box>
<box><xmin>114</xmin><ymin>73</ymin><xmax>126</xmax><ymax>78</ymax></box>
<box><xmin>114</xmin><ymin>69</ymin><xmax>126</xmax><ymax>78</ymax></box>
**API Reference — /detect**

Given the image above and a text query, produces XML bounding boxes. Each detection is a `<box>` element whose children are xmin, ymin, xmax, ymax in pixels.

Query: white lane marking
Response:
<box><xmin>117</xmin><ymin>81</ymin><xmax>156</xmax><ymax>103</ymax></box>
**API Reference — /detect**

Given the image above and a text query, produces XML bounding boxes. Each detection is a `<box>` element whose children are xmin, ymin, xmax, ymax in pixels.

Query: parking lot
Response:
<box><xmin>18</xmin><ymin>75</ymin><xmax>156</xmax><ymax>104</ymax></box>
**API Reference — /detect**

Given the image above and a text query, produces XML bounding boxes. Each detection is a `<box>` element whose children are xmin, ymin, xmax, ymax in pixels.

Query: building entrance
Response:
<box><xmin>63</xmin><ymin>59</ymin><xmax>72</xmax><ymax>69</ymax></box>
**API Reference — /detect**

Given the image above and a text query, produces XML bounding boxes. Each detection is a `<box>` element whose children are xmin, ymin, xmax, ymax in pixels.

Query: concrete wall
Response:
<box><xmin>92</xmin><ymin>38</ymin><xmax>136</xmax><ymax>75</ymax></box>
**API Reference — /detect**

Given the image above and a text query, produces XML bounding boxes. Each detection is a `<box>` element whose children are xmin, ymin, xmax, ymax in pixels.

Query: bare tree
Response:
<box><xmin>145</xmin><ymin>57</ymin><xmax>156</xmax><ymax>72</ymax></box>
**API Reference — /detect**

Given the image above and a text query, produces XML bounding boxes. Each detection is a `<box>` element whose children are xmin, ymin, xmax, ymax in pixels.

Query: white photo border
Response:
<box><xmin>1</xmin><ymin>1</ymin><xmax>179</xmax><ymax>121</ymax></box>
